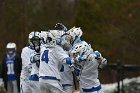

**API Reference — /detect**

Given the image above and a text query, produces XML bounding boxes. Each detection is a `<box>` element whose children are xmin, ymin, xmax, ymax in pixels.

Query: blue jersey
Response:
<box><xmin>6</xmin><ymin>56</ymin><xmax>16</xmax><ymax>81</ymax></box>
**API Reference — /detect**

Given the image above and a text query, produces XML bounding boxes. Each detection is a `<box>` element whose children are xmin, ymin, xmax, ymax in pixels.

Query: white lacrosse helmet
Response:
<box><xmin>58</xmin><ymin>34</ymin><xmax>72</xmax><ymax>51</ymax></box>
<box><xmin>40</xmin><ymin>31</ymin><xmax>48</xmax><ymax>44</ymax></box>
<box><xmin>28</xmin><ymin>31</ymin><xmax>40</xmax><ymax>40</ymax></box>
<box><xmin>6</xmin><ymin>42</ymin><xmax>16</xmax><ymax>56</ymax></box>
<box><xmin>28</xmin><ymin>31</ymin><xmax>40</xmax><ymax>47</ymax></box>
<box><xmin>6</xmin><ymin>42</ymin><xmax>16</xmax><ymax>49</ymax></box>
<box><xmin>28</xmin><ymin>31</ymin><xmax>40</xmax><ymax>44</ymax></box>
<box><xmin>71</xmin><ymin>41</ymin><xmax>90</xmax><ymax>56</ymax></box>
<box><xmin>67</xmin><ymin>27</ymin><xmax>83</xmax><ymax>42</ymax></box>
<box><xmin>49</xmin><ymin>30</ymin><xmax>65</xmax><ymax>37</ymax></box>
<box><xmin>40</xmin><ymin>31</ymin><xmax>57</xmax><ymax>48</ymax></box>
<box><xmin>46</xmin><ymin>31</ymin><xmax>57</xmax><ymax>48</ymax></box>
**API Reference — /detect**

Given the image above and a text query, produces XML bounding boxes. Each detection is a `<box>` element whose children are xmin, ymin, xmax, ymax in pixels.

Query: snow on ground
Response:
<box><xmin>102</xmin><ymin>76</ymin><xmax>140</xmax><ymax>93</ymax></box>
<box><xmin>74</xmin><ymin>76</ymin><xmax>140</xmax><ymax>93</ymax></box>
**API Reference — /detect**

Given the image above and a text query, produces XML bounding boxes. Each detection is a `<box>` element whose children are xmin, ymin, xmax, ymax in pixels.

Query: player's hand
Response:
<box><xmin>74</xmin><ymin>54</ymin><xmax>87</xmax><ymax>62</ymax></box>
<box><xmin>69</xmin><ymin>64</ymin><xmax>75</xmax><ymax>71</ymax></box>
<box><xmin>94</xmin><ymin>51</ymin><xmax>102</xmax><ymax>60</ymax></box>
<box><xmin>79</xmin><ymin>54</ymin><xmax>87</xmax><ymax>61</ymax></box>
<box><xmin>30</xmin><ymin>53</ymin><xmax>40</xmax><ymax>63</ymax></box>
<box><xmin>55</xmin><ymin>23</ymin><xmax>67</xmax><ymax>32</ymax></box>
<box><xmin>98</xmin><ymin>58</ymin><xmax>107</xmax><ymax>69</ymax></box>
<box><xmin>33</xmin><ymin>54</ymin><xmax>40</xmax><ymax>62</ymax></box>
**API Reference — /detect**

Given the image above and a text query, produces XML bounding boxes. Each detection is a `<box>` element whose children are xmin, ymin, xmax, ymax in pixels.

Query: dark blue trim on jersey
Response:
<box><xmin>60</xmin><ymin>65</ymin><xmax>64</xmax><ymax>72</ymax></box>
<box><xmin>65</xmin><ymin>57</ymin><xmax>71</xmax><ymax>65</ymax></box>
<box><xmin>27</xmin><ymin>45</ymin><xmax>34</xmax><ymax>50</ymax></box>
<box><xmin>29</xmin><ymin>74</ymin><xmax>39</xmax><ymax>81</ymax></box>
<box><xmin>62</xmin><ymin>84</ymin><xmax>72</xmax><ymax>87</ymax></box>
<box><xmin>40</xmin><ymin>76</ymin><xmax>60</xmax><ymax>81</ymax></box>
<box><xmin>5</xmin><ymin>57</ymin><xmax>15</xmax><ymax>64</ymax></box>
<box><xmin>82</xmin><ymin>85</ymin><xmax>101</xmax><ymax>92</ymax></box>
<box><xmin>7</xmin><ymin>74</ymin><xmax>16</xmax><ymax>81</ymax></box>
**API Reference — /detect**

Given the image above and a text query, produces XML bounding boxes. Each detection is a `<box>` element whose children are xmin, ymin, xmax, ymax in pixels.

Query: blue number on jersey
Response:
<box><xmin>41</xmin><ymin>50</ymin><xmax>49</xmax><ymax>63</ymax></box>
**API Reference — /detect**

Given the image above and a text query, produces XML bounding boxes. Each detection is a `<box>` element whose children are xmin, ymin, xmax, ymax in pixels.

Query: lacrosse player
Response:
<box><xmin>39</xmin><ymin>31</ymin><xmax>77</xmax><ymax>93</ymax></box>
<box><xmin>28</xmin><ymin>31</ymin><xmax>41</xmax><ymax>93</ymax></box>
<box><xmin>71</xmin><ymin>41</ymin><xmax>107</xmax><ymax>93</ymax></box>
<box><xmin>55</xmin><ymin>23</ymin><xmax>74</xmax><ymax>93</ymax></box>
<box><xmin>20</xmin><ymin>31</ymin><xmax>40</xmax><ymax>93</ymax></box>
<box><xmin>0</xmin><ymin>42</ymin><xmax>21</xmax><ymax>93</ymax></box>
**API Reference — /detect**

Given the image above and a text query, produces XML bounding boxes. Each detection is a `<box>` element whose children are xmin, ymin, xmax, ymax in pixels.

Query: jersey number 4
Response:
<box><xmin>41</xmin><ymin>50</ymin><xmax>49</xmax><ymax>63</ymax></box>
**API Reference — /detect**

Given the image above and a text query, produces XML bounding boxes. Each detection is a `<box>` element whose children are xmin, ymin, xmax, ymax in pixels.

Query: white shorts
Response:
<box><xmin>63</xmin><ymin>85</ymin><xmax>73</xmax><ymax>93</ymax></box>
<box><xmin>39</xmin><ymin>78</ymin><xmax>65</xmax><ymax>93</ymax></box>
<box><xmin>20</xmin><ymin>78</ymin><xmax>31</xmax><ymax>93</ymax></box>
<box><xmin>29</xmin><ymin>80</ymin><xmax>41</xmax><ymax>93</ymax></box>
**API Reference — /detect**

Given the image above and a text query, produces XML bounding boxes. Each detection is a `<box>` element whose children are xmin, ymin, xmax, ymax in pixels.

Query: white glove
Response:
<box><xmin>98</xmin><ymin>58</ymin><xmax>107</xmax><ymax>69</ymax></box>
<box><xmin>33</xmin><ymin>54</ymin><xmax>40</xmax><ymax>62</ymax></box>
<box><xmin>74</xmin><ymin>54</ymin><xmax>87</xmax><ymax>62</ymax></box>
<box><xmin>94</xmin><ymin>51</ymin><xmax>102</xmax><ymax>59</ymax></box>
<box><xmin>30</xmin><ymin>53</ymin><xmax>40</xmax><ymax>63</ymax></box>
<box><xmin>69</xmin><ymin>64</ymin><xmax>75</xmax><ymax>71</ymax></box>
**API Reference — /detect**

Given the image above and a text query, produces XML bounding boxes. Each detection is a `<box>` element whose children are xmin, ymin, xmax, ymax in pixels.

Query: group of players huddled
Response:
<box><xmin>20</xmin><ymin>23</ymin><xmax>107</xmax><ymax>93</ymax></box>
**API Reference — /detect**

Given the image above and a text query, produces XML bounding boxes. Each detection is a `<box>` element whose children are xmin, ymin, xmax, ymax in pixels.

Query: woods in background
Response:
<box><xmin>0</xmin><ymin>0</ymin><xmax>140</xmax><ymax>83</ymax></box>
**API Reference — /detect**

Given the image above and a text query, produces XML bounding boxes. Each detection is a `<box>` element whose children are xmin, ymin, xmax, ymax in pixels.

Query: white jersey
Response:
<box><xmin>29</xmin><ymin>52</ymin><xmax>41</xmax><ymax>93</ymax></box>
<box><xmin>29</xmin><ymin>52</ymin><xmax>40</xmax><ymax>81</ymax></box>
<box><xmin>60</xmin><ymin>64</ymin><xmax>73</xmax><ymax>85</ymax></box>
<box><xmin>30</xmin><ymin>62</ymin><xmax>39</xmax><ymax>77</ymax></box>
<box><xmin>39</xmin><ymin>45</ymin><xmax>69</xmax><ymax>82</ymax></box>
<box><xmin>78</xmin><ymin>56</ymin><xmax>100</xmax><ymax>88</ymax></box>
<box><xmin>20</xmin><ymin>46</ymin><xmax>35</xmax><ymax>79</ymax></box>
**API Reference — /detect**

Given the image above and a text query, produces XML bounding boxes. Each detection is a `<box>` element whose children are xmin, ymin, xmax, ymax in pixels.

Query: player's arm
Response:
<box><xmin>94</xmin><ymin>51</ymin><xmax>107</xmax><ymax>69</ymax></box>
<box><xmin>62</xmin><ymin>55</ymin><xmax>87</xmax><ymax>65</ymax></box>
<box><xmin>30</xmin><ymin>53</ymin><xmax>40</xmax><ymax>63</ymax></box>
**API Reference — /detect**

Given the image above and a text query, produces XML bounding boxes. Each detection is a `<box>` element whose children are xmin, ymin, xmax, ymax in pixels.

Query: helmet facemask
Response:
<box><xmin>46</xmin><ymin>37</ymin><xmax>56</xmax><ymax>48</ymax></box>
<box><xmin>71</xmin><ymin>41</ymin><xmax>91</xmax><ymax>58</ymax></box>
<box><xmin>28</xmin><ymin>31</ymin><xmax>40</xmax><ymax>49</ymax></box>
<box><xmin>30</xmin><ymin>36</ymin><xmax>40</xmax><ymax>53</ymax></box>
<box><xmin>7</xmin><ymin>48</ymin><xmax>16</xmax><ymax>58</ymax></box>
<box><xmin>61</xmin><ymin>35</ymin><xmax>72</xmax><ymax>51</ymax></box>
<box><xmin>67</xmin><ymin>27</ymin><xmax>83</xmax><ymax>45</ymax></box>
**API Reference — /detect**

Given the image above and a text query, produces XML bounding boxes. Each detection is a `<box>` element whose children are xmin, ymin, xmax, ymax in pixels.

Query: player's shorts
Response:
<box><xmin>39</xmin><ymin>78</ymin><xmax>65</xmax><ymax>93</ymax></box>
<box><xmin>20</xmin><ymin>78</ymin><xmax>31</xmax><ymax>93</ymax></box>
<box><xmin>29</xmin><ymin>80</ymin><xmax>41</xmax><ymax>93</ymax></box>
